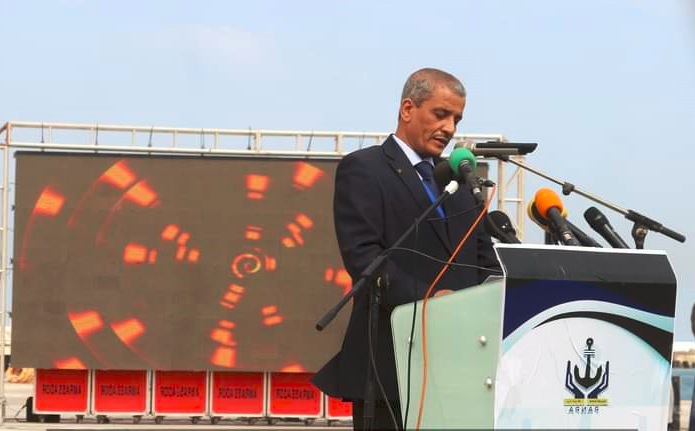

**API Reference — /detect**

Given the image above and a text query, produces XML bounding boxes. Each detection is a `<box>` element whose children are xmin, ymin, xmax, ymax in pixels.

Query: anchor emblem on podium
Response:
<box><xmin>565</xmin><ymin>337</ymin><xmax>610</xmax><ymax>399</ymax></box>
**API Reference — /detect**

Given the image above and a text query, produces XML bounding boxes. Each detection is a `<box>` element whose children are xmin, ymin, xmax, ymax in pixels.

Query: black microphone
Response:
<box><xmin>584</xmin><ymin>206</ymin><xmax>630</xmax><ymax>248</ymax></box>
<box><xmin>434</xmin><ymin>159</ymin><xmax>454</xmax><ymax>189</ymax></box>
<box><xmin>566</xmin><ymin>220</ymin><xmax>603</xmax><ymax>248</ymax></box>
<box><xmin>533</xmin><ymin>188</ymin><xmax>581</xmax><ymax>246</ymax></box>
<box><xmin>484</xmin><ymin>210</ymin><xmax>521</xmax><ymax>244</ymax></box>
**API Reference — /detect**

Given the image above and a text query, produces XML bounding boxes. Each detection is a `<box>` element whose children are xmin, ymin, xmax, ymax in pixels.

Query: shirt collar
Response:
<box><xmin>392</xmin><ymin>134</ymin><xmax>434</xmax><ymax>168</ymax></box>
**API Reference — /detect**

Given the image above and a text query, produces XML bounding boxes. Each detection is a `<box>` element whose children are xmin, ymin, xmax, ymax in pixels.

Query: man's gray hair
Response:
<box><xmin>401</xmin><ymin>68</ymin><xmax>466</xmax><ymax>106</ymax></box>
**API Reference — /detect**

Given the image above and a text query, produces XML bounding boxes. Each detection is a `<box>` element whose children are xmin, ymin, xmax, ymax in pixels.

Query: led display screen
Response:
<box><xmin>12</xmin><ymin>153</ymin><xmax>349</xmax><ymax>371</ymax></box>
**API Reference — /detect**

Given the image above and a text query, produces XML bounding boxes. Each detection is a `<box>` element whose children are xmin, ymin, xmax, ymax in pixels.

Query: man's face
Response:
<box><xmin>400</xmin><ymin>84</ymin><xmax>465</xmax><ymax>158</ymax></box>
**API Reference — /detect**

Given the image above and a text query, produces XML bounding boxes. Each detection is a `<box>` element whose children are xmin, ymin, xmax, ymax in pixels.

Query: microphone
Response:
<box><xmin>532</xmin><ymin>188</ymin><xmax>581</xmax><ymax>246</ymax></box>
<box><xmin>584</xmin><ymin>206</ymin><xmax>629</xmax><ymax>249</ymax></box>
<box><xmin>527</xmin><ymin>200</ymin><xmax>602</xmax><ymax>247</ymax></box>
<box><xmin>567</xmin><ymin>220</ymin><xmax>603</xmax><ymax>248</ymax></box>
<box><xmin>434</xmin><ymin>159</ymin><xmax>455</xmax><ymax>189</ymax></box>
<box><xmin>449</xmin><ymin>147</ymin><xmax>485</xmax><ymax>205</ymax></box>
<box><xmin>484</xmin><ymin>210</ymin><xmax>521</xmax><ymax>244</ymax></box>
<box><xmin>455</xmin><ymin>140</ymin><xmax>538</xmax><ymax>157</ymax></box>
<box><xmin>432</xmin><ymin>159</ymin><xmax>460</xmax><ymax>195</ymax></box>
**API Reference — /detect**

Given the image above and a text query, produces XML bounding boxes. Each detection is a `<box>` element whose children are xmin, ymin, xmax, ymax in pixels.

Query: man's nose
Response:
<box><xmin>442</xmin><ymin>116</ymin><xmax>456</xmax><ymax>135</ymax></box>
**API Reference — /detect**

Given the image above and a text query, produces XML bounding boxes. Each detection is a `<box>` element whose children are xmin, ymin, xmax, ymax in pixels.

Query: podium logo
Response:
<box><xmin>563</xmin><ymin>337</ymin><xmax>609</xmax><ymax>414</ymax></box>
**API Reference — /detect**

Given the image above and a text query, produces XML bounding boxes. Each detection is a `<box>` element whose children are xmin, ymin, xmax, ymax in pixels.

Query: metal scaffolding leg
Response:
<box><xmin>0</xmin><ymin>123</ymin><xmax>9</xmax><ymax>426</ymax></box>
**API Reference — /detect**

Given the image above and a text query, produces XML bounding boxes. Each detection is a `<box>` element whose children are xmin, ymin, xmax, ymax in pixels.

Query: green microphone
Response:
<box><xmin>449</xmin><ymin>147</ymin><xmax>477</xmax><ymax>173</ymax></box>
<box><xmin>448</xmin><ymin>147</ymin><xmax>484</xmax><ymax>204</ymax></box>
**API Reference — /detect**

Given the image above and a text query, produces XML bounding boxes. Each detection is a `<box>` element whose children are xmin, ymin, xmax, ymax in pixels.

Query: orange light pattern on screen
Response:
<box><xmin>261</xmin><ymin>305</ymin><xmax>284</xmax><ymax>326</ymax></box>
<box><xmin>187</xmin><ymin>248</ymin><xmax>200</xmax><ymax>263</ymax></box>
<box><xmin>219</xmin><ymin>320</ymin><xmax>236</xmax><ymax>329</ymax></box>
<box><xmin>211</xmin><ymin>328</ymin><xmax>237</xmax><ymax>347</ymax></box>
<box><xmin>110</xmin><ymin>318</ymin><xmax>146</xmax><ymax>346</ymax></box>
<box><xmin>175</xmin><ymin>246</ymin><xmax>187</xmax><ymax>261</ymax></box>
<box><xmin>211</xmin><ymin>346</ymin><xmax>237</xmax><ymax>368</ymax></box>
<box><xmin>293</xmin><ymin>162</ymin><xmax>324</xmax><ymax>190</ymax></box>
<box><xmin>220</xmin><ymin>284</ymin><xmax>244</xmax><ymax>309</ymax></box>
<box><xmin>281</xmin><ymin>213</ymin><xmax>314</xmax><ymax>248</ymax></box>
<box><xmin>261</xmin><ymin>305</ymin><xmax>277</xmax><ymax>316</ymax></box>
<box><xmin>295</xmin><ymin>213</ymin><xmax>313</xmax><ymax>229</ymax></box>
<box><xmin>280</xmin><ymin>364</ymin><xmax>307</xmax><ymax>373</ymax></box>
<box><xmin>263</xmin><ymin>317</ymin><xmax>283</xmax><ymax>327</ymax></box>
<box><xmin>231</xmin><ymin>253</ymin><xmax>261</xmax><ymax>279</ymax></box>
<box><xmin>222</xmin><ymin>292</ymin><xmax>241</xmax><ymax>307</ymax></box>
<box><xmin>68</xmin><ymin>310</ymin><xmax>104</xmax><ymax>338</ymax></box>
<box><xmin>286</xmin><ymin>223</ymin><xmax>304</xmax><ymax>246</ymax></box>
<box><xmin>33</xmin><ymin>187</ymin><xmax>65</xmax><ymax>216</ymax></box>
<box><xmin>148</xmin><ymin>250</ymin><xmax>157</xmax><ymax>264</ymax></box>
<box><xmin>245</xmin><ymin>225</ymin><xmax>262</xmax><ymax>241</ymax></box>
<box><xmin>124</xmin><ymin>180</ymin><xmax>157</xmax><ymax>207</ymax></box>
<box><xmin>54</xmin><ymin>357</ymin><xmax>87</xmax><ymax>370</ymax></box>
<box><xmin>325</xmin><ymin>267</ymin><xmax>352</xmax><ymax>295</ymax></box>
<box><xmin>100</xmin><ymin>160</ymin><xmax>136</xmax><ymax>189</ymax></box>
<box><xmin>245</xmin><ymin>174</ymin><xmax>269</xmax><ymax>200</ymax></box>
<box><xmin>123</xmin><ymin>243</ymin><xmax>149</xmax><ymax>264</ymax></box>
<box><xmin>161</xmin><ymin>224</ymin><xmax>180</xmax><ymax>241</ymax></box>
<box><xmin>177</xmin><ymin>232</ymin><xmax>190</xmax><ymax>245</ymax></box>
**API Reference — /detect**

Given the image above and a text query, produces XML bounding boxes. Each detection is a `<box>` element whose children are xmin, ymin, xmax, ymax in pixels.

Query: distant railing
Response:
<box><xmin>1</xmin><ymin>121</ymin><xmax>506</xmax><ymax>156</ymax></box>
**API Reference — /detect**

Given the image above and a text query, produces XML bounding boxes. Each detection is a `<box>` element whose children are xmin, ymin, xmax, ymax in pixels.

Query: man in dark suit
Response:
<box><xmin>312</xmin><ymin>68</ymin><xmax>500</xmax><ymax>430</ymax></box>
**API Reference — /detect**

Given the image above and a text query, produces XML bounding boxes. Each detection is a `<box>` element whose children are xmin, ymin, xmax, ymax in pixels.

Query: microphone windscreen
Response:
<box><xmin>534</xmin><ymin>188</ymin><xmax>564</xmax><ymax>219</ymax></box>
<box><xmin>488</xmin><ymin>210</ymin><xmax>518</xmax><ymax>237</ymax></box>
<box><xmin>527</xmin><ymin>198</ymin><xmax>549</xmax><ymax>230</ymax></box>
<box><xmin>449</xmin><ymin>147</ymin><xmax>477</xmax><ymax>173</ymax></box>
<box><xmin>433</xmin><ymin>160</ymin><xmax>453</xmax><ymax>188</ymax></box>
<box><xmin>527</xmin><ymin>196</ymin><xmax>569</xmax><ymax>230</ymax></box>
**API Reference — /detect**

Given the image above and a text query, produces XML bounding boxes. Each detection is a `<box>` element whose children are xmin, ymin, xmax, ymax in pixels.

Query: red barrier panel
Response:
<box><xmin>34</xmin><ymin>369</ymin><xmax>89</xmax><ymax>414</ymax></box>
<box><xmin>92</xmin><ymin>370</ymin><xmax>148</xmax><ymax>414</ymax></box>
<box><xmin>152</xmin><ymin>370</ymin><xmax>207</xmax><ymax>415</ymax></box>
<box><xmin>326</xmin><ymin>394</ymin><xmax>352</xmax><ymax>419</ymax></box>
<box><xmin>268</xmin><ymin>372</ymin><xmax>322</xmax><ymax>418</ymax></box>
<box><xmin>210</xmin><ymin>371</ymin><xmax>265</xmax><ymax>416</ymax></box>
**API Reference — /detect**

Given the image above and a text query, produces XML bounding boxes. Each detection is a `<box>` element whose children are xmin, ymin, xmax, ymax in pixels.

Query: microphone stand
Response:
<box><xmin>315</xmin><ymin>181</ymin><xmax>458</xmax><ymax>430</ymax></box>
<box><xmin>496</xmin><ymin>155</ymin><xmax>686</xmax><ymax>248</ymax></box>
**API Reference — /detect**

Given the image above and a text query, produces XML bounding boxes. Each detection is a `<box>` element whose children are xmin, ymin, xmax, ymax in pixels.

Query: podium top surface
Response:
<box><xmin>494</xmin><ymin>244</ymin><xmax>676</xmax><ymax>285</ymax></box>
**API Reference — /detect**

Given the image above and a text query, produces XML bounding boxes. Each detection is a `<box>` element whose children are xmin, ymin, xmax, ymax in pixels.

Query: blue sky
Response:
<box><xmin>1</xmin><ymin>1</ymin><xmax>694</xmax><ymax>339</ymax></box>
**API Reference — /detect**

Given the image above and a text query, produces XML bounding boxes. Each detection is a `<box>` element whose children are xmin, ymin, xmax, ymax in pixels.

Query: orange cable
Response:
<box><xmin>415</xmin><ymin>185</ymin><xmax>496</xmax><ymax>430</ymax></box>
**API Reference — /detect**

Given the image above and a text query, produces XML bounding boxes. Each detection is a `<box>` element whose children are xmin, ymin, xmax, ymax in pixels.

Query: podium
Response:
<box><xmin>391</xmin><ymin>244</ymin><xmax>677</xmax><ymax>429</ymax></box>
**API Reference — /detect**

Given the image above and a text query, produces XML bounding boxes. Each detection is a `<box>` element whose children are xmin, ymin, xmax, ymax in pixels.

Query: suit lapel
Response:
<box><xmin>383</xmin><ymin>136</ymin><xmax>453</xmax><ymax>253</ymax></box>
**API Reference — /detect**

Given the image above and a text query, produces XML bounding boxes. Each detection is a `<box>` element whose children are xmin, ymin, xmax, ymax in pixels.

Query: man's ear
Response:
<box><xmin>399</xmin><ymin>98</ymin><xmax>414</xmax><ymax>122</ymax></box>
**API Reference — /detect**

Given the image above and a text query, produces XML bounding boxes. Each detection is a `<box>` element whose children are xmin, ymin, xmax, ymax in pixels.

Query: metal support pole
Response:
<box><xmin>497</xmin><ymin>158</ymin><xmax>506</xmax><ymax>213</ymax></box>
<box><xmin>516</xmin><ymin>157</ymin><xmax>525</xmax><ymax>240</ymax></box>
<box><xmin>253</xmin><ymin>131</ymin><xmax>261</xmax><ymax>151</ymax></box>
<box><xmin>0</xmin><ymin>123</ymin><xmax>10</xmax><ymax>426</ymax></box>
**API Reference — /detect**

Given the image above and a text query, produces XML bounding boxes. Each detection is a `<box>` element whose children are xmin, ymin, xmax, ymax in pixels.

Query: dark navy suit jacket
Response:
<box><xmin>312</xmin><ymin>135</ymin><xmax>499</xmax><ymax>401</ymax></box>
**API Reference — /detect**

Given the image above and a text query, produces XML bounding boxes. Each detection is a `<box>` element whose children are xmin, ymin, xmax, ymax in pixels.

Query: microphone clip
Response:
<box><xmin>631</xmin><ymin>223</ymin><xmax>648</xmax><ymax>250</ymax></box>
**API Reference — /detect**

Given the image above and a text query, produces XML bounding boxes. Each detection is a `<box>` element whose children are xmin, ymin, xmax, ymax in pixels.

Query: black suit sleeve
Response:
<box><xmin>333</xmin><ymin>153</ymin><xmax>429</xmax><ymax>308</ymax></box>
